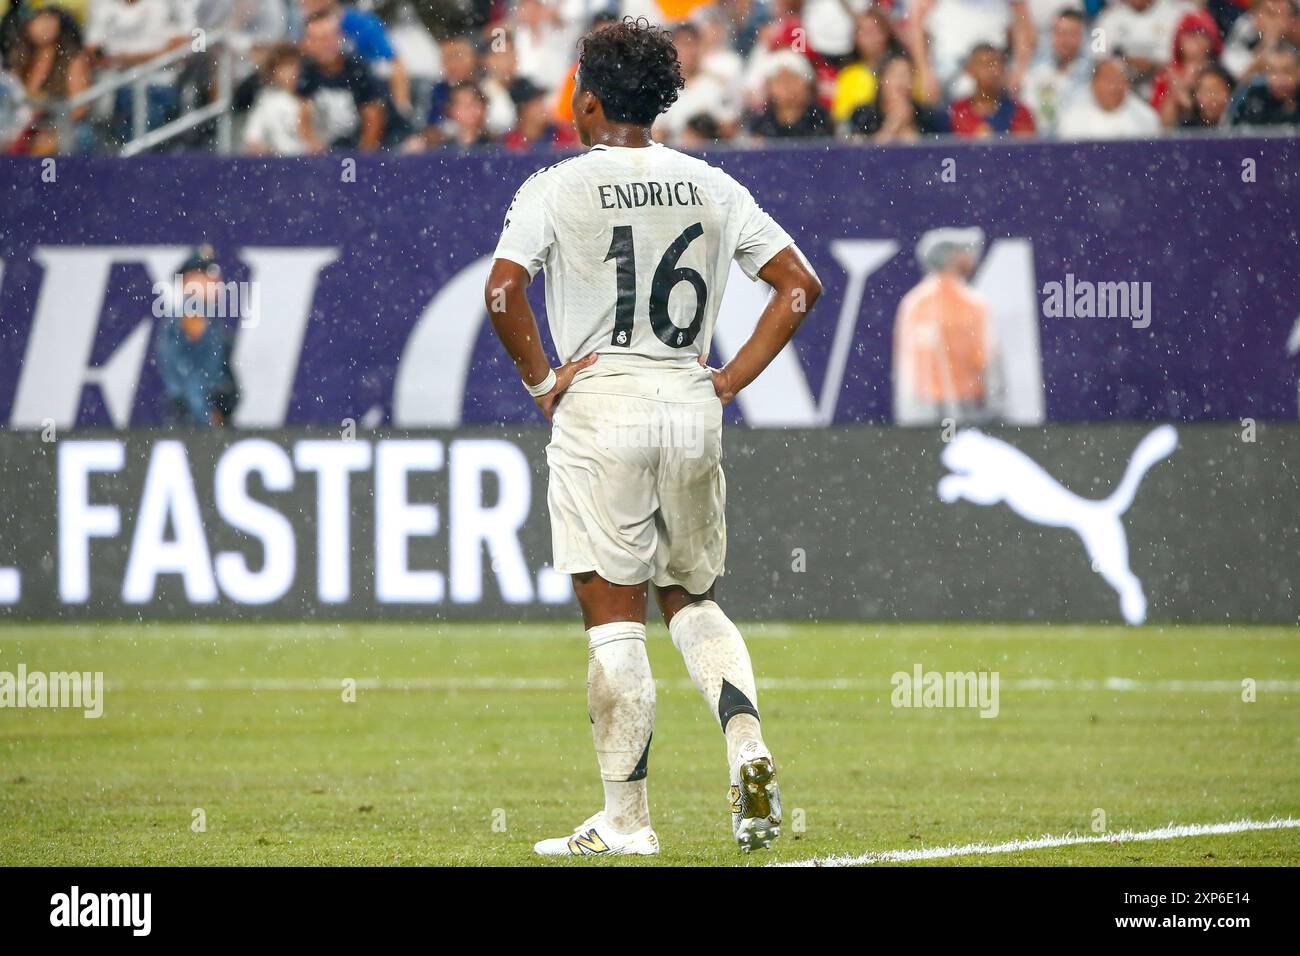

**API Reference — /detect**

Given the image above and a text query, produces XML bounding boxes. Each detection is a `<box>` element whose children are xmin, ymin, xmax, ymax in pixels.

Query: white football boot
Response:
<box><xmin>533</xmin><ymin>811</ymin><xmax>660</xmax><ymax>858</ymax></box>
<box><xmin>729</xmin><ymin>742</ymin><xmax>782</xmax><ymax>852</ymax></box>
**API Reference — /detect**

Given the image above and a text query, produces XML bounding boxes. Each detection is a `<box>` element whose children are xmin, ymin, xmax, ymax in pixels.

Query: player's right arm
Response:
<box><xmin>712</xmin><ymin>246</ymin><xmax>821</xmax><ymax>404</ymax></box>
<box><xmin>484</xmin><ymin>258</ymin><xmax>595</xmax><ymax>419</ymax></box>
<box><xmin>485</xmin><ymin>172</ymin><xmax>594</xmax><ymax>419</ymax></box>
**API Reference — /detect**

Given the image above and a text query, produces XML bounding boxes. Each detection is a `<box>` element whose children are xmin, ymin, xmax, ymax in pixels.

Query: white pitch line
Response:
<box><xmin>10</xmin><ymin>626</ymin><xmax>1298</xmax><ymax>643</ymax></box>
<box><xmin>106</xmin><ymin>676</ymin><xmax>1300</xmax><ymax>693</ymax></box>
<box><xmin>773</xmin><ymin>817</ymin><xmax>1300</xmax><ymax>867</ymax></box>
<box><xmin>1007</xmin><ymin>677</ymin><xmax>1300</xmax><ymax>692</ymax></box>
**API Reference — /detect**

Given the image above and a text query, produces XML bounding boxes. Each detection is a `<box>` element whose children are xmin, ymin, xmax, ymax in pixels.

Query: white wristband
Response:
<box><xmin>524</xmin><ymin>368</ymin><xmax>557</xmax><ymax>398</ymax></box>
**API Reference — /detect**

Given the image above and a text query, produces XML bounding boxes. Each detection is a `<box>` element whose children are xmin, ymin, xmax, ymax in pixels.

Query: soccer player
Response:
<box><xmin>484</xmin><ymin>17</ymin><xmax>821</xmax><ymax>857</ymax></box>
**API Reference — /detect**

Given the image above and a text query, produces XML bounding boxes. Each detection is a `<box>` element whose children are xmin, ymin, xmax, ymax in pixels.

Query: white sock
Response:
<box><xmin>668</xmin><ymin>600</ymin><xmax>765</xmax><ymax>767</ymax></box>
<box><xmin>586</xmin><ymin>621</ymin><xmax>654</xmax><ymax>833</ymax></box>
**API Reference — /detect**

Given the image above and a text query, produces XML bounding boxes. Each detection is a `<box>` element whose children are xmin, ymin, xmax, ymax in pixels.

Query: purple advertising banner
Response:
<box><xmin>0</xmin><ymin>137</ymin><xmax>1297</xmax><ymax>429</ymax></box>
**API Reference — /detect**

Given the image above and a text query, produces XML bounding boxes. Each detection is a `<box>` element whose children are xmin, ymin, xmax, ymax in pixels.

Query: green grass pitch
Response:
<box><xmin>1</xmin><ymin>621</ymin><xmax>1297</xmax><ymax>866</ymax></box>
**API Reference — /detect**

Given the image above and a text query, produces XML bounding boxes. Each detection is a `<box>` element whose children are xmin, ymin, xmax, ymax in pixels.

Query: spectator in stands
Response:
<box><xmin>1022</xmin><ymin>9</ymin><xmax>1092</xmax><ymax>135</ymax></box>
<box><xmin>1207</xmin><ymin>0</ymin><xmax>1253</xmax><ymax>38</ymax></box>
<box><xmin>830</xmin><ymin>9</ymin><xmax>904</xmax><ymax>126</ymax></box>
<box><xmin>190</xmin><ymin>1</ymin><xmax>290</xmax><ymax>124</ymax></box>
<box><xmin>512</xmin><ymin>0</ymin><xmax>578</xmax><ymax>92</ymax></box>
<box><xmin>742</xmin><ymin>3</ymin><xmax>822</xmax><ymax>111</ymax></box>
<box><xmin>802</xmin><ymin>0</ymin><xmax>871</xmax><ymax>64</ymax></box>
<box><xmin>893</xmin><ymin>227</ymin><xmax>997</xmax><ymax>427</ymax></box>
<box><xmin>678</xmin><ymin>111</ymin><xmax>724</xmax><ymax>148</ymax></box>
<box><xmin>657</xmin><ymin>21</ymin><xmax>740</xmax><ymax>144</ymax></box>
<box><xmin>714</xmin><ymin>0</ymin><xmax>772</xmax><ymax>58</ymax></box>
<box><xmin>298</xmin><ymin>0</ymin><xmax>391</xmax><ymax>62</ymax></box>
<box><xmin>1230</xmin><ymin>40</ymin><xmax>1300</xmax><ymax>124</ymax></box>
<box><xmin>1152</xmin><ymin>10</ymin><xmax>1223</xmax><ymax>126</ymax></box>
<box><xmin>921</xmin><ymin>0</ymin><xmax>1036</xmax><ymax>95</ymax></box>
<box><xmin>85</xmin><ymin>0</ymin><xmax>193</xmax><ymax>144</ymax></box>
<box><xmin>949</xmin><ymin>44</ymin><xmax>1037</xmax><ymax>137</ymax></box>
<box><xmin>896</xmin><ymin>4</ymin><xmax>944</xmax><ymax>103</ymax></box>
<box><xmin>1222</xmin><ymin>0</ymin><xmax>1299</xmax><ymax>80</ymax></box>
<box><xmin>426</xmin><ymin>33</ymin><xmax>477</xmax><ymax>129</ymax></box>
<box><xmin>4</xmin><ymin>5</ymin><xmax>91</xmax><ymax>153</ymax></box>
<box><xmin>154</xmin><ymin>246</ymin><xmax>240</xmax><ymax>428</ymax></box>
<box><xmin>18</xmin><ymin>0</ymin><xmax>1300</xmax><ymax>152</ymax></box>
<box><xmin>1057</xmin><ymin>55</ymin><xmax>1162</xmax><ymax>137</ymax></box>
<box><xmin>243</xmin><ymin>42</ymin><xmax>322</xmax><ymax>154</ymax></box>
<box><xmin>1025</xmin><ymin>0</ymin><xmax>1086</xmax><ymax>48</ymax></box>
<box><xmin>696</xmin><ymin>6</ymin><xmax>746</xmax><ymax>108</ymax></box>
<box><xmin>502</xmin><ymin>76</ymin><xmax>577</xmax><ymax>149</ymax></box>
<box><xmin>1093</xmin><ymin>0</ymin><xmax>1193</xmax><ymax>95</ymax></box>
<box><xmin>298</xmin><ymin>0</ymin><xmax>411</xmax><ymax>115</ymax></box>
<box><xmin>1179</xmin><ymin>62</ymin><xmax>1235</xmax><ymax>125</ymax></box>
<box><xmin>745</xmin><ymin>48</ymin><xmax>832</xmax><ymax>138</ymax></box>
<box><xmin>433</xmin><ymin>79</ymin><xmax>495</xmax><ymax>147</ymax></box>
<box><xmin>480</xmin><ymin>32</ymin><xmax>520</xmax><ymax>138</ymax></box>
<box><xmin>299</xmin><ymin>10</ymin><xmax>386</xmax><ymax>150</ymax></box>
<box><xmin>846</xmin><ymin>53</ymin><xmax>950</xmax><ymax>141</ymax></box>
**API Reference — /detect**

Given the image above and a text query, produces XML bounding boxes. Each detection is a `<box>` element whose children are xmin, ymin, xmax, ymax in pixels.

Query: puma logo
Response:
<box><xmin>937</xmin><ymin>425</ymin><xmax>1178</xmax><ymax>624</ymax></box>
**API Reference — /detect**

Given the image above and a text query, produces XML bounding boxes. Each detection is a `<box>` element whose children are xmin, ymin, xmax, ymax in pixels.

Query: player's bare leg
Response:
<box><xmin>533</xmin><ymin>572</ymin><xmax>659</xmax><ymax>857</ymax></box>
<box><xmin>657</xmin><ymin>585</ymin><xmax>782</xmax><ymax>852</ymax></box>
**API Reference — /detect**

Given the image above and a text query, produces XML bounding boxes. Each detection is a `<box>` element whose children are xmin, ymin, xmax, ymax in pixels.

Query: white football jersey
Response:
<box><xmin>493</xmin><ymin>143</ymin><xmax>792</xmax><ymax>400</ymax></box>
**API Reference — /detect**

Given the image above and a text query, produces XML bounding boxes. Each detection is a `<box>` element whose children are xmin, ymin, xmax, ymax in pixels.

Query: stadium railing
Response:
<box><xmin>50</xmin><ymin>31</ymin><xmax>236</xmax><ymax>157</ymax></box>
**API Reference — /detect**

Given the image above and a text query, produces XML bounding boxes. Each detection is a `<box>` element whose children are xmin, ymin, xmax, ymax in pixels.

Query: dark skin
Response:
<box><xmin>484</xmin><ymin>78</ymin><xmax>822</xmax><ymax>628</ymax></box>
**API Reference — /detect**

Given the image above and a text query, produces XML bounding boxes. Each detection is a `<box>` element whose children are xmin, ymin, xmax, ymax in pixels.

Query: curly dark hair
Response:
<box><xmin>577</xmin><ymin>17</ymin><xmax>684</xmax><ymax>126</ymax></box>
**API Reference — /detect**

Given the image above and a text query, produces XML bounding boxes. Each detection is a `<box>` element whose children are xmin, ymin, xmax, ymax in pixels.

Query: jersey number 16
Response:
<box><xmin>605</xmin><ymin>222</ymin><xmax>707</xmax><ymax>349</ymax></box>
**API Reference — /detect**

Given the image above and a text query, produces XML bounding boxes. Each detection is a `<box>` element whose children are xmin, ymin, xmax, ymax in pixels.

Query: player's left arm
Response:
<box><xmin>712</xmin><ymin>245</ymin><xmax>821</xmax><ymax>405</ymax></box>
<box><xmin>484</xmin><ymin>259</ymin><xmax>596</xmax><ymax>419</ymax></box>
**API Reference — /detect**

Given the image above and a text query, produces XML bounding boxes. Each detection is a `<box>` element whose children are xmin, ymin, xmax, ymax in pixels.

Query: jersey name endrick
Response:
<box><xmin>597</xmin><ymin>181</ymin><xmax>705</xmax><ymax>210</ymax></box>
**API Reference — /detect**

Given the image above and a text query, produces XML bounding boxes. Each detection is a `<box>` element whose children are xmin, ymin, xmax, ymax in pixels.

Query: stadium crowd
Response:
<box><xmin>0</xmin><ymin>0</ymin><xmax>1297</xmax><ymax>153</ymax></box>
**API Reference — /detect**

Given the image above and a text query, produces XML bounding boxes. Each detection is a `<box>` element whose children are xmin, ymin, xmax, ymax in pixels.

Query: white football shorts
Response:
<box><xmin>546</xmin><ymin>391</ymin><xmax>726</xmax><ymax>595</ymax></box>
